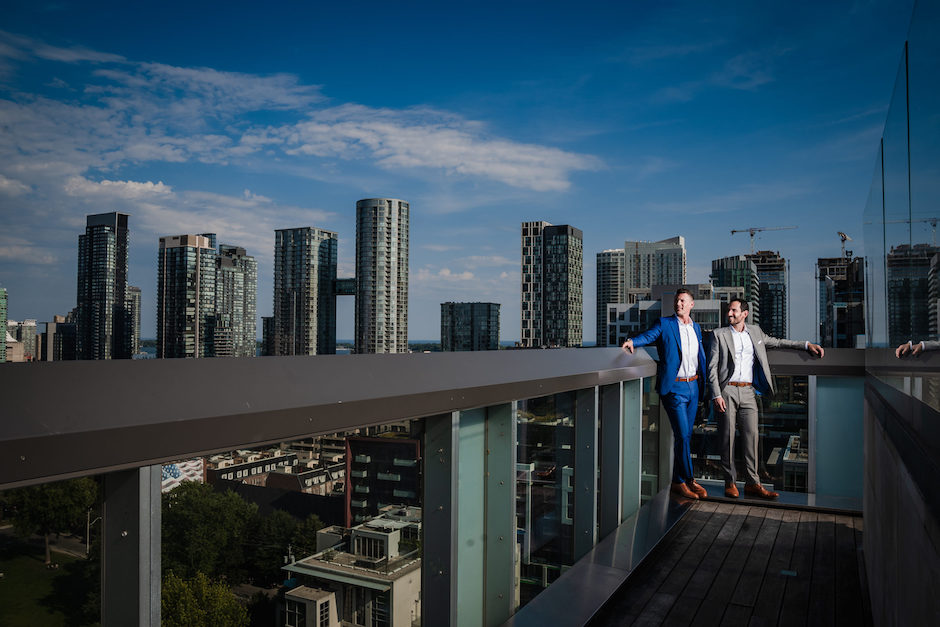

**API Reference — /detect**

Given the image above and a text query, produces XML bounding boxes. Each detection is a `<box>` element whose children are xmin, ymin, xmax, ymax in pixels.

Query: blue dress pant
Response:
<box><xmin>661</xmin><ymin>380</ymin><xmax>699</xmax><ymax>484</ymax></box>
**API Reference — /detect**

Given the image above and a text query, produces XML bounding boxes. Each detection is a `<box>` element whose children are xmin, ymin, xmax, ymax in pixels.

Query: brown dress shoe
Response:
<box><xmin>686</xmin><ymin>480</ymin><xmax>707</xmax><ymax>498</ymax></box>
<box><xmin>744</xmin><ymin>483</ymin><xmax>779</xmax><ymax>499</ymax></box>
<box><xmin>725</xmin><ymin>483</ymin><xmax>739</xmax><ymax>498</ymax></box>
<box><xmin>671</xmin><ymin>482</ymin><xmax>699</xmax><ymax>499</ymax></box>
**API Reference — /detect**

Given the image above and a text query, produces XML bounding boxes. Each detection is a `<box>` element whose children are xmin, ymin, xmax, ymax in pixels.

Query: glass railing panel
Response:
<box><xmin>161</xmin><ymin>421</ymin><xmax>423</xmax><ymax>627</ymax></box>
<box><xmin>640</xmin><ymin>375</ymin><xmax>661</xmax><ymax>503</ymax></box>
<box><xmin>0</xmin><ymin>475</ymin><xmax>102</xmax><ymax>626</ymax></box>
<box><xmin>515</xmin><ymin>390</ymin><xmax>577</xmax><ymax>609</ymax></box>
<box><xmin>692</xmin><ymin>374</ymin><xmax>809</xmax><ymax>492</ymax></box>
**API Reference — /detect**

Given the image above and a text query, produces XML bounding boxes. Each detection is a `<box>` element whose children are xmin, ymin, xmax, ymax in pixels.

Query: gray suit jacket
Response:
<box><xmin>707</xmin><ymin>324</ymin><xmax>806</xmax><ymax>399</ymax></box>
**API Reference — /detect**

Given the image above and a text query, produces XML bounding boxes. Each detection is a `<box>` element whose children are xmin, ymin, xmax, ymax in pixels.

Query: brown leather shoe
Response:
<box><xmin>725</xmin><ymin>482</ymin><xmax>739</xmax><ymax>498</ymax></box>
<box><xmin>744</xmin><ymin>483</ymin><xmax>779</xmax><ymax>499</ymax></box>
<box><xmin>671</xmin><ymin>482</ymin><xmax>699</xmax><ymax>499</ymax></box>
<box><xmin>686</xmin><ymin>480</ymin><xmax>707</xmax><ymax>498</ymax></box>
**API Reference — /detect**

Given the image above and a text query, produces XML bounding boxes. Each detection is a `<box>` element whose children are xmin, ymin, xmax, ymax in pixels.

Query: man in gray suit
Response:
<box><xmin>708</xmin><ymin>299</ymin><xmax>824</xmax><ymax>499</ymax></box>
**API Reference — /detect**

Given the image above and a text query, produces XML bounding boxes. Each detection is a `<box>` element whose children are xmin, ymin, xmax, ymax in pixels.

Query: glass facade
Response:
<box><xmin>596</xmin><ymin>249</ymin><xmax>624</xmax><ymax>346</ymax></box>
<box><xmin>865</xmin><ymin>1</ymin><xmax>940</xmax><ymax>348</ymax></box>
<box><xmin>440</xmin><ymin>302</ymin><xmax>500</xmax><ymax>351</ymax></box>
<box><xmin>214</xmin><ymin>245</ymin><xmax>257</xmax><ymax>358</ymax></box>
<box><xmin>76</xmin><ymin>212</ymin><xmax>130</xmax><ymax>360</ymax></box>
<box><xmin>519</xmin><ymin>222</ymin><xmax>583</xmax><ymax>348</ymax></box>
<box><xmin>156</xmin><ymin>234</ymin><xmax>217</xmax><ymax>358</ymax></box>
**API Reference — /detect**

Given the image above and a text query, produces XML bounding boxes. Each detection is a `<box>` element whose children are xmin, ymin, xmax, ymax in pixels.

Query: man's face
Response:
<box><xmin>674</xmin><ymin>293</ymin><xmax>694</xmax><ymax>317</ymax></box>
<box><xmin>727</xmin><ymin>301</ymin><xmax>748</xmax><ymax>325</ymax></box>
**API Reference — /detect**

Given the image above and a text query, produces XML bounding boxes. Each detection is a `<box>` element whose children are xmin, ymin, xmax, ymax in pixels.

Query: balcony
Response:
<box><xmin>0</xmin><ymin>347</ymin><xmax>936</xmax><ymax>625</ymax></box>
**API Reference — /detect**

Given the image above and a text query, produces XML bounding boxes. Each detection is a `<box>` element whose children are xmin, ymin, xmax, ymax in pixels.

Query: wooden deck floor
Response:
<box><xmin>589</xmin><ymin>501</ymin><xmax>871</xmax><ymax>627</ymax></box>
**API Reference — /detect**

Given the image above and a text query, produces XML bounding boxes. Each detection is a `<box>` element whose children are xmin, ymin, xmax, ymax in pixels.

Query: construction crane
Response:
<box><xmin>730</xmin><ymin>225</ymin><xmax>798</xmax><ymax>254</ymax></box>
<box><xmin>884</xmin><ymin>217</ymin><xmax>939</xmax><ymax>245</ymax></box>
<box><xmin>838</xmin><ymin>231</ymin><xmax>853</xmax><ymax>258</ymax></box>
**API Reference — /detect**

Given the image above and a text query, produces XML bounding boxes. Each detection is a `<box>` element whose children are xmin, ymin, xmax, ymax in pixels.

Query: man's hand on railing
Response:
<box><xmin>896</xmin><ymin>341</ymin><xmax>923</xmax><ymax>358</ymax></box>
<box><xmin>808</xmin><ymin>343</ymin><xmax>825</xmax><ymax>358</ymax></box>
<box><xmin>622</xmin><ymin>339</ymin><xmax>634</xmax><ymax>354</ymax></box>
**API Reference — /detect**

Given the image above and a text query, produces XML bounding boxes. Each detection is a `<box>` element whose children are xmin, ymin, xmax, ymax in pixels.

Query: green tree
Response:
<box><xmin>290</xmin><ymin>513</ymin><xmax>324</xmax><ymax>558</ymax></box>
<box><xmin>162</xmin><ymin>482</ymin><xmax>258</xmax><ymax>582</ymax></box>
<box><xmin>162</xmin><ymin>571</ymin><xmax>248</xmax><ymax>627</ymax></box>
<box><xmin>5</xmin><ymin>477</ymin><xmax>97</xmax><ymax>564</ymax></box>
<box><xmin>249</xmin><ymin>509</ymin><xmax>298</xmax><ymax>584</ymax></box>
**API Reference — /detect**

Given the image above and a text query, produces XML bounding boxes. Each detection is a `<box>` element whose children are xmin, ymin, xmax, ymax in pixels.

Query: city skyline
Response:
<box><xmin>0</xmin><ymin>1</ymin><xmax>917</xmax><ymax>342</ymax></box>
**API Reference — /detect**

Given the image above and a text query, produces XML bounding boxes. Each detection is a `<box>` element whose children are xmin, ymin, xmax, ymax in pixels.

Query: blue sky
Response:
<box><xmin>0</xmin><ymin>1</ymin><xmax>916</xmax><ymax>342</ymax></box>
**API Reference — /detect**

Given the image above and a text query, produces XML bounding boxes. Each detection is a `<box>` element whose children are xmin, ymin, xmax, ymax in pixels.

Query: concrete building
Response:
<box><xmin>604</xmin><ymin>283</ymin><xmax>748</xmax><ymax>346</ymax></box>
<box><xmin>356</xmin><ymin>198</ymin><xmax>409</xmax><ymax>354</ymax></box>
<box><xmin>284</xmin><ymin>508</ymin><xmax>422</xmax><ymax>627</ymax></box>
<box><xmin>520</xmin><ymin>222</ymin><xmax>583</xmax><ymax>348</ymax></box>
<box><xmin>157</xmin><ymin>234</ymin><xmax>216</xmax><ymax>359</ymax></box>
<box><xmin>818</xmin><ymin>255</ymin><xmax>865</xmax><ymax>347</ymax></box>
<box><xmin>623</xmin><ymin>236</ymin><xmax>686</xmax><ymax>292</ymax></box>
<box><xmin>275</xmin><ymin>227</ymin><xmax>338</xmax><ymax>356</ymax></box>
<box><xmin>76</xmin><ymin>212</ymin><xmax>132</xmax><ymax>360</ymax></box>
<box><xmin>7</xmin><ymin>319</ymin><xmax>37</xmax><ymax>361</ymax></box>
<box><xmin>214</xmin><ymin>244</ymin><xmax>257</xmax><ymax>358</ymax></box>
<box><xmin>596</xmin><ymin>249</ymin><xmax>625</xmax><ymax>347</ymax></box>
<box><xmin>40</xmin><ymin>314</ymin><xmax>77</xmax><ymax>361</ymax></box>
<box><xmin>747</xmin><ymin>250</ymin><xmax>788</xmax><ymax>338</ymax></box>
<box><xmin>710</xmin><ymin>255</ymin><xmax>760</xmax><ymax>324</ymax></box>
<box><xmin>440</xmin><ymin>302</ymin><xmax>500</xmax><ymax>351</ymax></box>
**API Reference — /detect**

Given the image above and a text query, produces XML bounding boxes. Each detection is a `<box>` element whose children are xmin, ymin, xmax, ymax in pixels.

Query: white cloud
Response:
<box><xmin>460</xmin><ymin>255</ymin><xmax>516</xmax><ymax>268</ymax></box>
<box><xmin>281</xmin><ymin>104</ymin><xmax>602</xmax><ymax>191</ymax></box>
<box><xmin>0</xmin><ymin>173</ymin><xmax>30</xmax><ymax>195</ymax></box>
<box><xmin>64</xmin><ymin>177</ymin><xmax>174</xmax><ymax>199</ymax></box>
<box><xmin>0</xmin><ymin>236</ymin><xmax>58</xmax><ymax>265</ymax></box>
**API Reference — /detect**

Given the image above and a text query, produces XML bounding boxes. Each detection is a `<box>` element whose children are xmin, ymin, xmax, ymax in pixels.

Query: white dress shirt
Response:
<box><xmin>676</xmin><ymin>319</ymin><xmax>699</xmax><ymax>378</ymax></box>
<box><xmin>729</xmin><ymin>326</ymin><xmax>755</xmax><ymax>383</ymax></box>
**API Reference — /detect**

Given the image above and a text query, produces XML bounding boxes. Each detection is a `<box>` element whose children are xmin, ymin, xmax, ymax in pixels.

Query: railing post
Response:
<box><xmin>422</xmin><ymin>412</ymin><xmax>460</xmax><ymax>626</ymax></box>
<box><xmin>101</xmin><ymin>465</ymin><xmax>161</xmax><ymax>626</ymax></box>
<box><xmin>484</xmin><ymin>402</ymin><xmax>516</xmax><ymax>626</ymax></box>
<box><xmin>599</xmin><ymin>382</ymin><xmax>623</xmax><ymax>537</ymax></box>
<box><xmin>573</xmin><ymin>387</ymin><xmax>599</xmax><ymax>560</ymax></box>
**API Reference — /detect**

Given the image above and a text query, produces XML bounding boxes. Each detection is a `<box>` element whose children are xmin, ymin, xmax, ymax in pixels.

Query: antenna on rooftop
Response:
<box><xmin>730</xmin><ymin>225</ymin><xmax>798</xmax><ymax>254</ymax></box>
<box><xmin>838</xmin><ymin>232</ymin><xmax>853</xmax><ymax>259</ymax></box>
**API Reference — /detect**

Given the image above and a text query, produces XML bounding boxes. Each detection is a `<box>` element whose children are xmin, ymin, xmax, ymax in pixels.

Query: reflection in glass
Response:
<box><xmin>0</xmin><ymin>476</ymin><xmax>101</xmax><ymax>626</ymax></box>
<box><xmin>757</xmin><ymin>376</ymin><xmax>809</xmax><ymax>492</ymax></box>
<box><xmin>515</xmin><ymin>391</ymin><xmax>576</xmax><ymax>608</ymax></box>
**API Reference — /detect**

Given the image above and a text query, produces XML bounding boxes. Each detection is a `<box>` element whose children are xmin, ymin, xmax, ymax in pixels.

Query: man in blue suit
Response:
<box><xmin>623</xmin><ymin>288</ymin><xmax>707</xmax><ymax>500</ymax></box>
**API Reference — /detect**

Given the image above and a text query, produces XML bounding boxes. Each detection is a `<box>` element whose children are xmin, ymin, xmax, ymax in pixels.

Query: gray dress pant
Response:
<box><xmin>718</xmin><ymin>385</ymin><xmax>760</xmax><ymax>485</ymax></box>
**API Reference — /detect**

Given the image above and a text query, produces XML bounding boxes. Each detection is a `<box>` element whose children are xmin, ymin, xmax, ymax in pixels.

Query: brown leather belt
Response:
<box><xmin>729</xmin><ymin>381</ymin><xmax>752</xmax><ymax>387</ymax></box>
<box><xmin>675</xmin><ymin>375</ymin><xmax>698</xmax><ymax>382</ymax></box>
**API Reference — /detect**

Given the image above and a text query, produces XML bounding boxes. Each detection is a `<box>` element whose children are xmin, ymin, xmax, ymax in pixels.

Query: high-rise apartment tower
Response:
<box><xmin>157</xmin><ymin>234</ymin><xmax>216</xmax><ymax>358</ymax></box>
<box><xmin>215</xmin><ymin>245</ymin><xmax>258</xmax><ymax>358</ymax></box>
<box><xmin>596</xmin><ymin>249</ymin><xmax>625</xmax><ymax>346</ymax></box>
<box><xmin>356</xmin><ymin>198</ymin><xmax>409</xmax><ymax>353</ymax></box>
<box><xmin>746</xmin><ymin>250</ymin><xmax>788</xmax><ymax>338</ymax></box>
<box><xmin>710</xmin><ymin>255</ymin><xmax>761</xmax><ymax>324</ymax></box>
<box><xmin>76</xmin><ymin>212</ymin><xmax>131</xmax><ymax>360</ymax></box>
<box><xmin>624</xmin><ymin>236</ymin><xmax>687</xmax><ymax>292</ymax></box>
<box><xmin>520</xmin><ymin>222</ymin><xmax>583</xmax><ymax>348</ymax></box>
<box><xmin>274</xmin><ymin>227</ymin><xmax>338</xmax><ymax>356</ymax></box>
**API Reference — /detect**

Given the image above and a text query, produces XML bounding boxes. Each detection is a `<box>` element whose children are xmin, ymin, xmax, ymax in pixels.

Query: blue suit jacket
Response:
<box><xmin>631</xmin><ymin>315</ymin><xmax>706</xmax><ymax>397</ymax></box>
